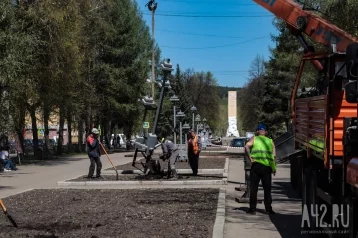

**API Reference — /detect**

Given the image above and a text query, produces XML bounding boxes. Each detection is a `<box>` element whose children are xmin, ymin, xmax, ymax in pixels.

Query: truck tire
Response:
<box><xmin>307</xmin><ymin>167</ymin><xmax>319</xmax><ymax>231</ymax></box>
<box><xmin>302</xmin><ymin>166</ymin><xmax>320</xmax><ymax>230</ymax></box>
<box><xmin>301</xmin><ymin>165</ymin><xmax>309</xmax><ymax>230</ymax></box>
<box><xmin>348</xmin><ymin>188</ymin><xmax>358</xmax><ymax>238</ymax></box>
<box><xmin>296</xmin><ymin>155</ymin><xmax>303</xmax><ymax>198</ymax></box>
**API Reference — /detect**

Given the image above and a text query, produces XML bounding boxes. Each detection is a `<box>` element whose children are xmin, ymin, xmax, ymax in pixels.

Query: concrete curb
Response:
<box><xmin>101</xmin><ymin>169</ymin><xmax>225</xmax><ymax>175</ymax></box>
<box><xmin>1</xmin><ymin>188</ymin><xmax>35</xmax><ymax>199</ymax></box>
<box><xmin>224</xmin><ymin>158</ymin><xmax>229</xmax><ymax>173</ymax></box>
<box><xmin>57</xmin><ymin>179</ymin><xmax>227</xmax><ymax>186</ymax></box>
<box><xmin>212</xmin><ymin>188</ymin><xmax>226</xmax><ymax>238</ymax></box>
<box><xmin>201</xmin><ymin>151</ymin><xmax>244</xmax><ymax>155</ymax></box>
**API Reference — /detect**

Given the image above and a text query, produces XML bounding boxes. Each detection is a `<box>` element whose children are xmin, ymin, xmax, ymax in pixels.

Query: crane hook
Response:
<box><xmin>145</xmin><ymin>0</ymin><xmax>158</xmax><ymax>11</ymax></box>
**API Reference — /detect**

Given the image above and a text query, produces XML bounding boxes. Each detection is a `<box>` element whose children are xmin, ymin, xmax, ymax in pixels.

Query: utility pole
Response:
<box><xmin>146</xmin><ymin>0</ymin><xmax>158</xmax><ymax>99</ymax></box>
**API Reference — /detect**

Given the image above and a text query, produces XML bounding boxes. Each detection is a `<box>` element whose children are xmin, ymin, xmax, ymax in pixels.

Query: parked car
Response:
<box><xmin>230</xmin><ymin>137</ymin><xmax>247</xmax><ymax>147</ymax></box>
<box><xmin>211</xmin><ymin>137</ymin><xmax>222</xmax><ymax>145</ymax></box>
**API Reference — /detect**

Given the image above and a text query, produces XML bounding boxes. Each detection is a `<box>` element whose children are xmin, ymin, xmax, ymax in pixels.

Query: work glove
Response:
<box><xmin>160</xmin><ymin>153</ymin><xmax>168</xmax><ymax>161</ymax></box>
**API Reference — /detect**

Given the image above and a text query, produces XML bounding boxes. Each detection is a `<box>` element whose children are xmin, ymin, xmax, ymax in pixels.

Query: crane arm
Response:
<box><xmin>253</xmin><ymin>0</ymin><xmax>358</xmax><ymax>52</ymax></box>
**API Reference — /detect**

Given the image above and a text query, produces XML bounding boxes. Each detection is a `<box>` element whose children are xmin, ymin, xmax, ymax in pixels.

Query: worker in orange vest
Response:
<box><xmin>187</xmin><ymin>129</ymin><xmax>201</xmax><ymax>176</ymax></box>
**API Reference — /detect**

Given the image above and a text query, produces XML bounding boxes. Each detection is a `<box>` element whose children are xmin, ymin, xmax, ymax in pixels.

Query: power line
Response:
<box><xmin>154</xmin><ymin>11</ymin><xmax>266</xmax><ymax>14</ymax></box>
<box><xmin>142</xmin><ymin>13</ymin><xmax>272</xmax><ymax>18</ymax></box>
<box><xmin>156</xmin><ymin>28</ymin><xmax>245</xmax><ymax>38</ymax></box>
<box><xmin>211</xmin><ymin>70</ymin><xmax>249</xmax><ymax>72</ymax></box>
<box><xmin>161</xmin><ymin>36</ymin><xmax>269</xmax><ymax>49</ymax></box>
<box><xmin>161</xmin><ymin>0</ymin><xmax>256</xmax><ymax>5</ymax></box>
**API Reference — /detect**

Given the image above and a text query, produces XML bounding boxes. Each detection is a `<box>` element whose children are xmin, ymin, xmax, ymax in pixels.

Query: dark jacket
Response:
<box><xmin>87</xmin><ymin>135</ymin><xmax>101</xmax><ymax>158</ymax></box>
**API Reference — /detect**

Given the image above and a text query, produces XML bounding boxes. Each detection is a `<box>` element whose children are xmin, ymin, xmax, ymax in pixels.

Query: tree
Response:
<box><xmin>238</xmin><ymin>55</ymin><xmax>266</xmax><ymax>133</ymax></box>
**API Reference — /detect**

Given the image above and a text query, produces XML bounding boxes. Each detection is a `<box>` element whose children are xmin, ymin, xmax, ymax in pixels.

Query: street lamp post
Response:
<box><xmin>176</xmin><ymin>110</ymin><xmax>185</xmax><ymax>161</ymax></box>
<box><xmin>195</xmin><ymin>114</ymin><xmax>201</xmax><ymax>135</ymax></box>
<box><xmin>145</xmin><ymin>0</ymin><xmax>158</xmax><ymax>99</ymax></box>
<box><xmin>190</xmin><ymin>106</ymin><xmax>197</xmax><ymax>131</ymax></box>
<box><xmin>169</xmin><ymin>95</ymin><xmax>179</xmax><ymax>144</ymax></box>
<box><xmin>202</xmin><ymin>118</ymin><xmax>207</xmax><ymax>149</ymax></box>
<box><xmin>182</xmin><ymin>122</ymin><xmax>190</xmax><ymax>159</ymax></box>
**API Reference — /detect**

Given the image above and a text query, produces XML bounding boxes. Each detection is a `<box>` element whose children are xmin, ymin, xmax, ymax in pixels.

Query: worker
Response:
<box><xmin>86</xmin><ymin>128</ymin><xmax>102</xmax><ymax>178</ymax></box>
<box><xmin>187</xmin><ymin>129</ymin><xmax>201</xmax><ymax>176</ymax></box>
<box><xmin>157</xmin><ymin>133</ymin><xmax>179</xmax><ymax>179</ymax></box>
<box><xmin>244</xmin><ymin>123</ymin><xmax>276</xmax><ymax>215</ymax></box>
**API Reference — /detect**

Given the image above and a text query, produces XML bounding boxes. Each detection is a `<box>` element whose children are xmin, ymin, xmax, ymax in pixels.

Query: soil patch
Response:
<box><xmin>0</xmin><ymin>188</ymin><xmax>219</xmax><ymax>238</ymax></box>
<box><xmin>110</xmin><ymin>157</ymin><xmax>226</xmax><ymax>171</ymax></box>
<box><xmin>70</xmin><ymin>174</ymin><xmax>225</xmax><ymax>181</ymax></box>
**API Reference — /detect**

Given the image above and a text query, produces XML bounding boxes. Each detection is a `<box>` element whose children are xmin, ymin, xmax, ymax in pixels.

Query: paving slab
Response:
<box><xmin>224</xmin><ymin>158</ymin><xmax>309</xmax><ymax>238</ymax></box>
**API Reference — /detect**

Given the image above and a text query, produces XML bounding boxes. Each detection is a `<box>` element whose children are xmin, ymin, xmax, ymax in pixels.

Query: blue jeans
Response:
<box><xmin>4</xmin><ymin>159</ymin><xmax>16</xmax><ymax>170</ymax></box>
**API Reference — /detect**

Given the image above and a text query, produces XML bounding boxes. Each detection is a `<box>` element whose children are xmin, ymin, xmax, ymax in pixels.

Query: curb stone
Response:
<box><xmin>224</xmin><ymin>158</ymin><xmax>229</xmax><ymax>173</ymax></box>
<box><xmin>213</xmin><ymin>188</ymin><xmax>226</xmax><ymax>238</ymax></box>
<box><xmin>1</xmin><ymin>188</ymin><xmax>35</xmax><ymax>199</ymax></box>
<box><xmin>101</xmin><ymin>169</ymin><xmax>225</xmax><ymax>175</ymax></box>
<box><xmin>57</xmin><ymin>179</ymin><xmax>227</xmax><ymax>186</ymax></box>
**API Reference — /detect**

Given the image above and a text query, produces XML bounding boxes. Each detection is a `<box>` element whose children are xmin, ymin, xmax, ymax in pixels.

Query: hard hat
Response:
<box><xmin>256</xmin><ymin>123</ymin><xmax>267</xmax><ymax>131</ymax></box>
<box><xmin>91</xmin><ymin>128</ymin><xmax>99</xmax><ymax>134</ymax></box>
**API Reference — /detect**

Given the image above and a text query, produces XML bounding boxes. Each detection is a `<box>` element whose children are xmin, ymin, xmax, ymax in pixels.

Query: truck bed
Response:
<box><xmin>294</xmin><ymin>92</ymin><xmax>358</xmax><ymax>161</ymax></box>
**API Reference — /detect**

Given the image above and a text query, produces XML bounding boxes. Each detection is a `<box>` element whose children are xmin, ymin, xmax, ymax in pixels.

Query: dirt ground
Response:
<box><xmin>0</xmin><ymin>188</ymin><xmax>219</xmax><ymax>238</ymax></box>
<box><xmin>110</xmin><ymin>157</ymin><xmax>226</xmax><ymax>170</ymax></box>
<box><xmin>71</xmin><ymin>174</ymin><xmax>225</xmax><ymax>181</ymax></box>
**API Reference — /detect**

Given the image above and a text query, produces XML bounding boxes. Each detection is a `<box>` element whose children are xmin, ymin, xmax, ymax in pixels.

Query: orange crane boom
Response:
<box><xmin>253</xmin><ymin>0</ymin><xmax>358</xmax><ymax>52</ymax></box>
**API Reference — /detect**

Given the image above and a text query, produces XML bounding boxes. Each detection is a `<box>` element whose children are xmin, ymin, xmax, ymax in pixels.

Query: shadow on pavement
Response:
<box><xmin>269</xmin><ymin>212</ymin><xmax>310</xmax><ymax>238</ymax></box>
<box><xmin>0</xmin><ymin>186</ymin><xmax>14</xmax><ymax>190</ymax></box>
<box><xmin>232</xmin><ymin>207</ymin><xmax>309</xmax><ymax>238</ymax></box>
<box><xmin>18</xmin><ymin>156</ymin><xmax>87</xmax><ymax>167</ymax></box>
<box><xmin>228</xmin><ymin>180</ymin><xmax>245</xmax><ymax>185</ymax></box>
<box><xmin>272</xmin><ymin>181</ymin><xmax>300</xmax><ymax>199</ymax></box>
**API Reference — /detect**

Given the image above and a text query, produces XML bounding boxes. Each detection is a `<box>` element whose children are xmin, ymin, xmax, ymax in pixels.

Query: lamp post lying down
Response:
<box><xmin>132</xmin><ymin>59</ymin><xmax>173</xmax><ymax>175</ymax></box>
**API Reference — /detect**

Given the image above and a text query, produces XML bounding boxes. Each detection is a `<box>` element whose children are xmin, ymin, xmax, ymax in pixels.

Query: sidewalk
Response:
<box><xmin>0</xmin><ymin>152</ymin><xmax>134</xmax><ymax>199</ymax></box>
<box><xmin>224</xmin><ymin>158</ymin><xmax>309</xmax><ymax>238</ymax></box>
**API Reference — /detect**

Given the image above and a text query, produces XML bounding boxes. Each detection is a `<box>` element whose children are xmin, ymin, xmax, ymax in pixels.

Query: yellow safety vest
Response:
<box><xmin>251</xmin><ymin>135</ymin><xmax>276</xmax><ymax>171</ymax></box>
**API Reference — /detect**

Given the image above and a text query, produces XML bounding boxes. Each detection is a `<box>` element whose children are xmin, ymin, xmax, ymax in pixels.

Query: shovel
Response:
<box><xmin>0</xmin><ymin>199</ymin><xmax>17</xmax><ymax>227</ymax></box>
<box><xmin>99</xmin><ymin>142</ymin><xmax>119</xmax><ymax>180</ymax></box>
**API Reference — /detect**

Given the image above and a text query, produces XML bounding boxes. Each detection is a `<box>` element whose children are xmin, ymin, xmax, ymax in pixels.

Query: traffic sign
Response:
<box><xmin>143</xmin><ymin>122</ymin><xmax>150</xmax><ymax>128</ymax></box>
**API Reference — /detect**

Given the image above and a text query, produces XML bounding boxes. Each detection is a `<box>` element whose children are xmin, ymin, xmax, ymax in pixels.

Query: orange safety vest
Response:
<box><xmin>188</xmin><ymin>135</ymin><xmax>200</xmax><ymax>155</ymax></box>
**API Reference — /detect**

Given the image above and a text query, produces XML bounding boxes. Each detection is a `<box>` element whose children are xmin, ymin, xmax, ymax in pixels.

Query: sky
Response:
<box><xmin>135</xmin><ymin>0</ymin><xmax>278</xmax><ymax>88</ymax></box>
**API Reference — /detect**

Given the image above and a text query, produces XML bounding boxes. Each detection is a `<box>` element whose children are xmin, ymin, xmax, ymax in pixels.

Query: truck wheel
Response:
<box><xmin>348</xmin><ymin>189</ymin><xmax>358</xmax><ymax>238</ymax></box>
<box><xmin>301</xmin><ymin>166</ymin><xmax>310</xmax><ymax>230</ymax></box>
<box><xmin>307</xmin><ymin>167</ymin><xmax>319</xmax><ymax>230</ymax></box>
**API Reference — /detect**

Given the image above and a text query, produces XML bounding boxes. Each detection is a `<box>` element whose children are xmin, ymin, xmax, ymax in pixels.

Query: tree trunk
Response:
<box><xmin>28</xmin><ymin>105</ymin><xmax>40</xmax><ymax>158</ymax></box>
<box><xmin>57</xmin><ymin>106</ymin><xmax>65</xmax><ymax>155</ymax></box>
<box><xmin>43</xmin><ymin>102</ymin><xmax>50</xmax><ymax>148</ymax></box>
<box><xmin>67</xmin><ymin>111</ymin><xmax>72</xmax><ymax>153</ymax></box>
<box><xmin>15</xmin><ymin>105</ymin><xmax>26</xmax><ymax>154</ymax></box>
<box><xmin>78</xmin><ymin>117</ymin><xmax>84</xmax><ymax>153</ymax></box>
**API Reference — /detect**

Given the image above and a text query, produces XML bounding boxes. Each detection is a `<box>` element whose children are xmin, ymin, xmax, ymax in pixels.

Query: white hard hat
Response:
<box><xmin>91</xmin><ymin>128</ymin><xmax>99</xmax><ymax>134</ymax></box>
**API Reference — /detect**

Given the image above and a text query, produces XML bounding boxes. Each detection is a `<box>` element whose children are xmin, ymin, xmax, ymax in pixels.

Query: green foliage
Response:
<box><xmin>239</xmin><ymin>1</ymin><xmax>358</xmax><ymax>139</ymax></box>
<box><xmin>0</xmin><ymin>0</ymin><xmax>155</xmax><ymax>149</ymax></box>
<box><xmin>156</xmin><ymin>64</ymin><xmax>221</xmax><ymax>139</ymax></box>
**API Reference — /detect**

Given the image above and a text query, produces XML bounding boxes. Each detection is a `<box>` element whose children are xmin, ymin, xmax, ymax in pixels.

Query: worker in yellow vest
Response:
<box><xmin>244</xmin><ymin>123</ymin><xmax>276</xmax><ymax>215</ymax></box>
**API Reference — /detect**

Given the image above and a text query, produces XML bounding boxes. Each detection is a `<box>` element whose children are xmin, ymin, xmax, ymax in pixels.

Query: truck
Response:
<box><xmin>253</xmin><ymin>0</ymin><xmax>358</xmax><ymax>237</ymax></box>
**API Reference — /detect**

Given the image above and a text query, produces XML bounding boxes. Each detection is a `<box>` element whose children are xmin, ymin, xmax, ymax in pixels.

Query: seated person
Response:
<box><xmin>1</xmin><ymin>151</ymin><xmax>17</xmax><ymax>171</ymax></box>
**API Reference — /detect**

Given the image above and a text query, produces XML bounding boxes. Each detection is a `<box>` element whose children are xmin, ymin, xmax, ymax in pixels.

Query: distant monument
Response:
<box><xmin>226</xmin><ymin>91</ymin><xmax>240</xmax><ymax>137</ymax></box>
